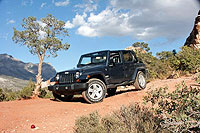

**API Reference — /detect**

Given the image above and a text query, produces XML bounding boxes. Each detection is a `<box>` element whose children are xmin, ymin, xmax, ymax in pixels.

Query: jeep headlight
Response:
<box><xmin>75</xmin><ymin>72</ymin><xmax>82</xmax><ymax>79</ymax></box>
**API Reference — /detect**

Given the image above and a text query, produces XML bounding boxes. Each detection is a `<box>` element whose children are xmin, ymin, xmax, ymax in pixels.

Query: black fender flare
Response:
<box><xmin>131</xmin><ymin>67</ymin><xmax>147</xmax><ymax>82</ymax></box>
<box><xmin>82</xmin><ymin>71</ymin><xmax>108</xmax><ymax>85</ymax></box>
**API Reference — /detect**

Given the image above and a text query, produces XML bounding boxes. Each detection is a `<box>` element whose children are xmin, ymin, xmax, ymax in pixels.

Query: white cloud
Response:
<box><xmin>55</xmin><ymin>0</ymin><xmax>69</xmax><ymax>7</ymax></box>
<box><xmin>64</xmin><ymin>21</ymin><xmax>74</xmax><ymax>29</ymax></box>
<box><xmin>72</xmin><ymin>13</ymin><xmax>87</xmax><ymax>26</ymax></box>
<box><xmin>40</xmin><ymin>2</ymin><xmax>46</xmax><ymax>8</ymax></box>
<box><xmin>37</xmin><ymin>21</ymin><xmax>47</xmax><ymax>28</ymax></box>
<box><xmin>21</xmin><ymin>0</ymin><xmax>33</xmax><ymax>6</ymax></box>
<box><xmin>7</xmin><ymin>20</ymin><xmax>15</xmax><ymax>24</ymax></box>
<box><xmin>70</xmin><ymin>0</ymin><xmax>199</xmax><ymax>41</ymax></box>
<box><xmin>75</xmin><ymin>0</ymin><xmax>97</xmax><ymax>12</ymax></box>
<box><xmin>38</xmin><ymin>30</ymin><xmax>47</xmax><ymax>39</ymax></box>
<box><xmin>77</xmin><ymin>26</ymin><xmax>98</xmax><ymax>37</ymax></box>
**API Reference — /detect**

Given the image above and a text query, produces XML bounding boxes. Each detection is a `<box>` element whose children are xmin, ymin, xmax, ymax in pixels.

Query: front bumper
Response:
<box><xmin>48</xmin><ymin>83</ymin><xmax>88</xmax><ymax>95</ymax></box>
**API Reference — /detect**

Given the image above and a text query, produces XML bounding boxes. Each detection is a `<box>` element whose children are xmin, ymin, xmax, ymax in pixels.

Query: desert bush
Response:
<box><xmin>19</xmin><ymin>79</ymin><xmax>35</xmax><ymax>99</ymax></box>
<box><xmin>143</xmin><ymin>82</ymin><xmax>200</xmax><ymax>132</ymax></box>
<box><xmin>132</xmin><ymin>42</ymin><xmax>172</xmax><ymax>80</ymax></box>
<box><xmin>0</xmin><ymin>88</ymin><xmax>20</xmax><ymax>101</ymax></box>
<box><xmin>157</xmin><ymin>46</ymin><xmax>200</xmax><ymax>74</ymax></box>
<box><xmin>75</xmin><ymin>112</ymin><xmax>103</xmax><ymax>133</ymax></box>
<box><xmin>4</xmin><ymin>91</ymin><xmax>20</xmax><ymax>101</ymax></box>
<box><xmin>75</xmin><ymin>104</ymin><xmax>163</xmax><ymax>133</ymax></box>
<box><xmin>39</xmin><ymin>87</ymin><xmax>53</xmax><ymax>98</ymax></box>
<box><xmin>195</xmin><ymin>73</ymin><xmax>200</xmax><ymax>84</ymax></box>
<box><xmin>0</xmin><ymin>88</ymin><xmax>6</xmax><ymax>101</ymax></box>
<box><xmin>176</xmin><ymin>46</ymin><xmax>200</xmax><ymax>73</ymax></box>
<box><xmin>132</xmin><ymin>42</ymin><xmax>200</xmax><ymax>80</ymax></box>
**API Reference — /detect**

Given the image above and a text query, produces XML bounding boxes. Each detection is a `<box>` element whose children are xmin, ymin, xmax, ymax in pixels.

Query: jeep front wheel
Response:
<box><xmin>134</xmin><ymin>71</ymin><xmax>146</xmax><ymax>90</ymax></box>
<box><xmin>82</xmin><ymin>78</ymin><xmax>107</xmax><ymax>104</ymax></box>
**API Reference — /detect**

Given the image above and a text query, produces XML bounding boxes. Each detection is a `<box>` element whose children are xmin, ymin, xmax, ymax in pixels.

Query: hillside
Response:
<box><xmin>0</xmin><ymin>54</ymin><xmax>56</xmax><ymax>90</ymax></box>
<box><xmin>0</xmin><ymin>54</ymin><xmax>56</xmax><ymax>81</ymax></box>
<box><xmin>0</xmin><ymin>75</ymin><xmax>30</xmax><ymax>91</ymax></box>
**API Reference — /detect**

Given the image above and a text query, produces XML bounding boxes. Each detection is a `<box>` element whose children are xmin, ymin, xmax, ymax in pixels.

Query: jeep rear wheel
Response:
<box><xmin>134</xmin><ymin>71</ymin><xmax>146</xmax><ymax>90</ymax></box>
<box><xmin>53</xmin><ymin>92</ymin><xmax>73</xmax><ymax>101</ymax></box>
<box><xmin>82</xmin><ymin>78</ymin><xmax>107</xmax><ymax>104</ymax></box>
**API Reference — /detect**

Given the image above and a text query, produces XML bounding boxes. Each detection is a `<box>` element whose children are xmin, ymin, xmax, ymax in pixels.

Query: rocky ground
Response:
<box><xmin>0</xmin><ymin>75</ymin><xmax>198</xmax><ymax>133</ymax></box>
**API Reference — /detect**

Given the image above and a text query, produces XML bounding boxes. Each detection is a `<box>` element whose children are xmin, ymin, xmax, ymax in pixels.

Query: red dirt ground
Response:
<box><xmin>0</xmin><ymin>76</ymin><xmax>198</xmax><ymax>133</ymax></box>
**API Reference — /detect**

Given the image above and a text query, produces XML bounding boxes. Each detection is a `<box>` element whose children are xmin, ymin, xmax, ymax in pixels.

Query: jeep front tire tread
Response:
<box><xmin>82</xmin><ymin>78</ymin><xmax>107</xmax><ymax>104</ymax></box>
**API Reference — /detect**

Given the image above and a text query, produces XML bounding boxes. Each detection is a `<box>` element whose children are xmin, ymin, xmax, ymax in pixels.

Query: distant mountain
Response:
<box><xmin>0</xmin><ymin>54</ymin><xmax>56</xmax><ymax>81</ymax></box>
<box><xmin>0</xmin><ymin>75</ymin><xmax>30</xmax><ymax>91</ymax></box>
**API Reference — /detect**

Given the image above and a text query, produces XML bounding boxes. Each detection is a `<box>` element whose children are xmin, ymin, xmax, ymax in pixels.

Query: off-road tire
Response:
<box><xmin>107</xmin><ymin>88</ymin><xmax>117</xmax><ymax>96</ymax></box>
<box><xmin>53</xmin><ymin>92</ymin><xmax>73</xmax><ymax>101</ymax></box>
<box><xmin>134</xmin><ymin>71</ymin><xmax>146</xmax><ymax>90</ymax></box>
<box><xmin>82</xmin><ymin>78</ymin><xmax>107</xmax><ymax>104</ymax></box>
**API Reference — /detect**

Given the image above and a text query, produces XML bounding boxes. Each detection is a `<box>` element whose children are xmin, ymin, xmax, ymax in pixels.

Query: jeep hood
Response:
<box><xmin>58</xmin><ymin>64</ymin><xmax>105</xmax><ymax>74</ymax></box>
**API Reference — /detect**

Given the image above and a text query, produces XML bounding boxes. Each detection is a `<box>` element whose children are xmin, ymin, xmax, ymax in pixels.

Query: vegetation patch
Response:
<box><xmin>132</xmin><ymin>42</ymin><xmax>200</xmax><ymax>81</ymax></box>
<box><xmin>75</xmin><ymin>104</ymin><xmax>163</xmax><ymax>133</ymax></box>
<box><xmin>75</xmin><ymin>82</ymin><xmax>200</xmax><ymax>133</ymax></box>
<box><xmin>0</xmin><ymin>79</ymin><xmax>53</xmax><ymax>101</ymax></box>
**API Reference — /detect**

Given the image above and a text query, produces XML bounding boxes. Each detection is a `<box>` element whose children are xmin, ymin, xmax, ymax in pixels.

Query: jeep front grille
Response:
<box><xmin>59</xmin><ymin>73</ymin><xmax>75</xmax><ymax>84</ymax></box>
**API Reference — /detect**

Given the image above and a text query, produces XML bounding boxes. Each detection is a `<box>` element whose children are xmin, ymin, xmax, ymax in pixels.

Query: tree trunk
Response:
<box><xmin>33</xmin><ymin>59</ymin><xmax>43</xmax><ymax>97</ymax></box>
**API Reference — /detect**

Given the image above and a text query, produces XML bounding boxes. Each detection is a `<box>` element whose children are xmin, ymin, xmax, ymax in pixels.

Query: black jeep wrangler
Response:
<box><xmin>48</xmin><ymin>50</ymin><xmax>147</xmax><ymax>103</ymax></box>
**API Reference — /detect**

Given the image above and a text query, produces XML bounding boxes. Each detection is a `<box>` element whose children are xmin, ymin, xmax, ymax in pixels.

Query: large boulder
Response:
<box><xmin>184</xmin><ymin>10</ymin><xmax>200</xmax><ymax>48</ymax></box>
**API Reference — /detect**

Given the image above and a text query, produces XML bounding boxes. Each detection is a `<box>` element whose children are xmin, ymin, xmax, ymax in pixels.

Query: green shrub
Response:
<box><xmin>157</xmin><ymin>46</ymin><xmax>200</xmax><ymax>74</ymax></box>
<box><xmin>143</xmin><ymin>82</ymin><xmax>200</xmax><ymax>132</ymax></box>
<box><xmin>0</xmin><ymin>88</ymin><xmax>6</xmax><ymax>102</ymax></box>
<box><xmin>5</xmin><ymin>91</ymin><xmax>20</xmax><ymax>101</ymax></box>
<box><xmin>132</xmin><ymin>42</ymin><xmax>172</xmax><ymax>80</ymax></box>
<box><xmin>39</xmin><ymin>87</ymin><xmax>53</xmax><ymax>98</ymax></box>
<box><xmin>75</xmin><ymin>104</ymin><xmax>163</xmax><ymax>133</ymax></box>
<box><xmin>75</xmin><ymin>112</ymin><xmax>103</xmax><ymax>133</ymax></box>
<box><xmin>19</xmin><ymin>79</ymin><xmax>35</xmax><ymax>99</ymax></box>
<box><xmin>177</xmin><ymin>46</ymin><xmax>200</xmax><ymax>73</ymax></box>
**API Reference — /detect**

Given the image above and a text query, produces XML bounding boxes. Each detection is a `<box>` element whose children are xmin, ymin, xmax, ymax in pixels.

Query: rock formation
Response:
<box><xmin>0</xmin><ymin>54</ymin><xmax>56</xmax><ymax>81</ymax></box>
<box><xmin>184</xmin><ymin>10</ymin><xmax>200</xmax><ymax>48</ymax></box>
<box><xmin>125</xmin><ymin>46</ymin><xmax>146</xmax><ymax>53</ymax></box>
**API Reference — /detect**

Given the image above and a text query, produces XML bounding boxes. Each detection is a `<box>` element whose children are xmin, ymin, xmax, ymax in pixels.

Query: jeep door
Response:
<box><xmin>122</xmin><ymin>51</ymin><xmax>137</xmax><ymax>81</ymax></box>
<box><xmin>108</xmin><ymin>51</ymin><xmax>125</xmax><ymax>84</ymax></box>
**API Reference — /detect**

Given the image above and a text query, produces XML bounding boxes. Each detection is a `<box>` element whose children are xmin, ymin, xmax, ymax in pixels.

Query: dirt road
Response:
<box><xmin>0</xmin><ymin>76</ymin><xmax>197</xmax><ymax>133</ymax></box>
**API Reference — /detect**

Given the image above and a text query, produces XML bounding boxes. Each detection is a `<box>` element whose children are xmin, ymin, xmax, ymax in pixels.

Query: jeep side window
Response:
<box><xmin>110</xmin><ymin>52</ymin><xmax>121</xmax><ymax>64</ymax></box>
<box><xmin>122</xmin><ymin>51</ymin><xmax>133</xmax><ymax>62</ymax></box>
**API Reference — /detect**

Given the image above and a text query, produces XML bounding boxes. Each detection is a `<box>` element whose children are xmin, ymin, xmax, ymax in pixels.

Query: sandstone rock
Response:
<box><xmin>184</xmin><ymin>10</ymin><xmax>200</xmax><ymax>48</ymax></box>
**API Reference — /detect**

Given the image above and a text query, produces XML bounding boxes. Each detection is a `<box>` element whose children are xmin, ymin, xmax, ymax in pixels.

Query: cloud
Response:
<box><xmin>38</xmin><ymin>30</ymin><xmax>47</xmax><ymax>39</ymax></box>
<box><xmin>64</xmin><ymin>21</ymin><xmax>74</xmax><ymax>29</ymax></box>
<box><xmin>64</xmin><ymin>13</ymin><xmax>87</xmax><ymax>29</ymax></box>
<box><xmin>37</xmin><ymin>21</ymin><xmax>47</xmax><ymax>28</ymax></box>
<box><xmin>7</xmin><ymin>20</ymin><xmax>15</xmax><ymax>24</ymax></box>
<box><xmin>40</xmin><ymin>2</ymin><xmax>46</xmax><ymax>8</ymax></box>
<box><xmin>55</xmin><ymin>0</ymin><xmax>69</xmax><ymax>7</ymax></box>
<box><xmin>21</xmin><ymin>0</ymin><xmax>33</xmax><ymax>6</ymax></box>
<box><xmin>70</xmin><ymin>0</ymin><xmax>199</xmax><ymax>41</ymax></box>
<box><xmin>75</xmin><ymin>0</ymin><xmax>97</xmax><ymax>12</ymax></box>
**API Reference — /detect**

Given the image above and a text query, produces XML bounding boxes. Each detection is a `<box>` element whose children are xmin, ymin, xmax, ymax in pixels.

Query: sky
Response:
<box><xmin>0</xmin><ymin>0</ymin><xmax>199</xmax><ymax>72</ymax></box>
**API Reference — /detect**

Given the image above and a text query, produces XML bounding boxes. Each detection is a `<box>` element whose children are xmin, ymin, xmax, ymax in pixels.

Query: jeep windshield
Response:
<box><xmin>78</xmin><ymin>51</ymin><xmax>108</xmax><ymax>67</ymax></box>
